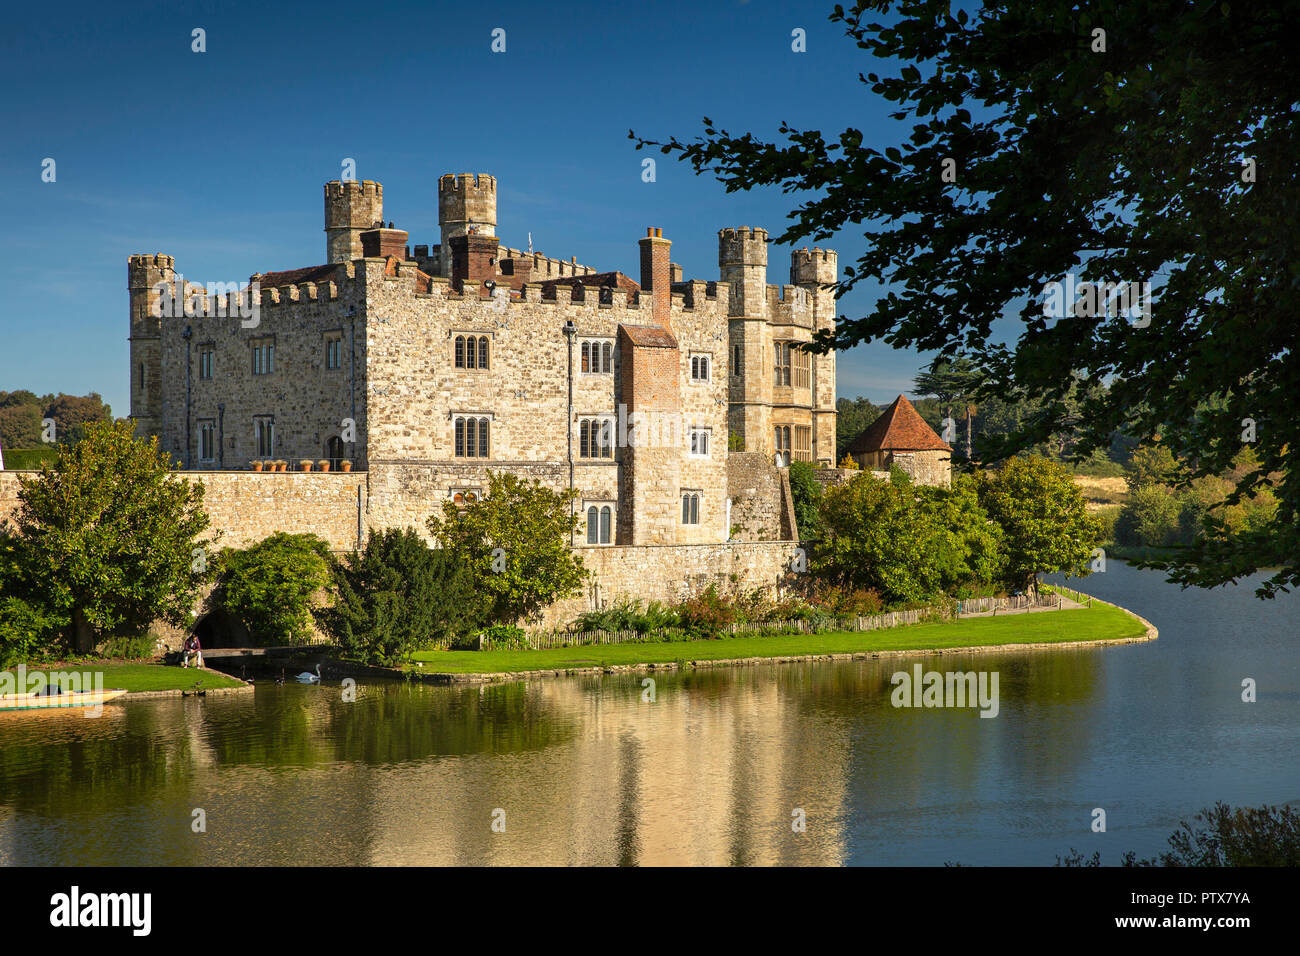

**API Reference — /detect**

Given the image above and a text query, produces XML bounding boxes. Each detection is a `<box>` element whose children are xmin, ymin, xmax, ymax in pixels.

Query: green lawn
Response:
<box><xmin>408</xmin><ymin>601</ymin><xmax>1149</xmax><ymax>675</ymax></box>
<box><xmin>18</xmin><ymin>663</ymin><xmax>246</xmax><ymax>693</ymax></box>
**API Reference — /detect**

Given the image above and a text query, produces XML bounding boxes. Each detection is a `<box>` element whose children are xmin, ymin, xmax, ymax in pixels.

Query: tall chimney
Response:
<box><xmin>638</xmin><ymin>227</ymin><xmax>672</xmax><ymax>330</ymax></box>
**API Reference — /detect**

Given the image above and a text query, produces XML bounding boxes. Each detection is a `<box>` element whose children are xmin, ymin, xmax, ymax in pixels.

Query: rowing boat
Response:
<box><xmin>0</xmin><ymin>688</ymin><xmax>128</xmax><ymax>711</ymax></box>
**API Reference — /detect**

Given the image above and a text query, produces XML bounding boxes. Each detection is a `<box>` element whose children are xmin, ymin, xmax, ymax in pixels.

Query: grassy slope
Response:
<box><xmin>409</xmin><ymin>601</ymin><xmax>1148</xmax><ymax>675</ymax></box>
<box><xmin>18</xmin><ymin>664</ymin><xmax>246</xmax><ymax>693</ymax></box>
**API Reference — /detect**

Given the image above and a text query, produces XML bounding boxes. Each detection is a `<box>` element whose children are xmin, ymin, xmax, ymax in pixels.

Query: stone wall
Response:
<box><xmin>540</xmin><ymin>540</ymin><xmax>803</xmax><ymax>628</ymax></box>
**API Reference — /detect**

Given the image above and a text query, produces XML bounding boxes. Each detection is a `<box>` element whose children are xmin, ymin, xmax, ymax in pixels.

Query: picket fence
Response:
<box><xmin>472</xmin><ymin>592</ymin><xmax>1065</xmax><ymax>652</ymax></box>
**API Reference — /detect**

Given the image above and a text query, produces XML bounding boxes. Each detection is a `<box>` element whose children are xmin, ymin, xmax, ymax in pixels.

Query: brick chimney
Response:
<box><xmin>449</xmin><ymin>234</ymin><xmax>500</xmax><ymax>292</ymax></box>
<box><xmin>360</xmin><ymin>224</ymin><xmax>409</xmax><ymax>259</ymax></box>
<box><xmin>638</xmin><ymin>227</ymin><xmax>672</xmax><ymax>330</ymax></box>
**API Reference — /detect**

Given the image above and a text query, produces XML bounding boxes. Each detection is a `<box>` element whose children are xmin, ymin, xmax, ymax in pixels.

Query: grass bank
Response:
<box><xmin>12</xmin><ymin>663</ymin><xmax>246</xmax><ymax>693</ymax></box>
<box><xmin>408</xmin><ymin>599</ymin><xmax>1150</xmax><ymax>676</ymax></box>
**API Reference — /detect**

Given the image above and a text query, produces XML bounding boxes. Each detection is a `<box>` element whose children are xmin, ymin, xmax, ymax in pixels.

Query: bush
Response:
<box><xmin>318</xmin><ymin>527</ymin><xmax>483</xmax><ymax>664</ymax></box>
<box><xmin>480</xmin><ymin>623</ymin><xmax>529</xmax><ymax>649</ymax></box>
<box><xmin>96</xmin><ymin>632</ymin><xmax>158</xmax><ymax>660</ymax></box>
<box><xmin>0</xmin><ymin>595</ymin><xmax>65</xmax><ymax>667</ymax></box>
<box><xmin>677</xmin><ymin>585</ymin><xmax>736</xmax><ymax>638</ymax></box>
<box><xmin>1116</xmin><ymin>484</ymin><xmax>1183</xmax><ymax>548</ymax></box>
<box><xmin>787</xmin><ymin>459</ymin><xmax>823</xmax><ymax>540</ymax></box>
<box><xmin>217</xmin><ymin>533</ymin><xmax>333</xmax><ymax>646</ymax></box>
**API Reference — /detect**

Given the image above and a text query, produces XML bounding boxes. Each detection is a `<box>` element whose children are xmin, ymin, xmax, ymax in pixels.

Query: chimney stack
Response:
<box><xmin>638</xmin><ymin>227</ymin><xmax>672</xmax><ymax>330</ymax></box>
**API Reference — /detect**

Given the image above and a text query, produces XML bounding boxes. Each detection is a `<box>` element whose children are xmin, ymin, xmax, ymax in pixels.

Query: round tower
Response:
<box><xmin>718</xmin><ymin>227</ymin><xmax>768</xmax><ymax>317</ymax></box>
<box><xmin>438</xmin><ymin>174</ymin><xmax>497</xmax><ymax>277</ymax></box>
<box><xmin>127</xmin><ymin>253</ymin><xmax>175</xmax><ymax>440</ymax></box>
<box><xmin>324</xmin><ymin>180</ymin><xmax>384</xmax><ymax>264</ymax></box>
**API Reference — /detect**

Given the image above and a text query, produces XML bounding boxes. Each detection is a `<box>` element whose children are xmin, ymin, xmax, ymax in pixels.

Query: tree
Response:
<box><xmin>7</xmin><ymin>420</ymin><xmax>212</xmax><ymax>651</ymax></box>
<box><xmin>914</xmin><ymin>357</ymin><xmax>981</xmax><ymax>461</ymax></box>
<box><xmin>976</xmin><ymin>456</ymin><xmax>1102</xmax><ymax>593</ymax></box>
<box><xmin>633</xmin><ymin>0</ymin><xmax>1299</xmax><ymax>597</ymax></box>
<box><xmin>317</xmin><ymin>527</ymin><xmax>483</xmax><ymax>664</ymax></box>
<box><xmin>787</xmin><ymin>459</ymin><xmax>823</xmax><ymax>540</ymax></box>
<box><xmin>427</xmin><ymin>471</ymin><xmax>586</xmax><ymax>624</ymax></box>
<box><xmin>812</xmin><ymin>470</ymin><xmax>999</xmax><ymax>603</ymax></box>
<box><xmin>216</xmin><ymin>533</ymin><xmax>333</xmax><ymax>646</ymax></box>
<box><xmin>836</xmin><ymin>396</ymin><xmax>881</xmax><ymax>462</ymax></box>
<box><xmin>44</xmin><ymin>393</ymin><xmax>112</xmax><ymax>446</ymax></box>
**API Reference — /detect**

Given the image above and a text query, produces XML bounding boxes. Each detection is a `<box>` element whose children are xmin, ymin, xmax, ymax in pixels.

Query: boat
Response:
<box><xmin>0</xmin><ymin>688</ymin><xmax>129</xmax><ymax>711</ymax></box>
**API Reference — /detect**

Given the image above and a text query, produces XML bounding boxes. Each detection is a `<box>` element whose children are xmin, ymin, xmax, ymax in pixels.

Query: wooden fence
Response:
<box><xmin>475</xmin><ymin>592</ymin><xmax>1064</xmax><ymax>651</ymax></box>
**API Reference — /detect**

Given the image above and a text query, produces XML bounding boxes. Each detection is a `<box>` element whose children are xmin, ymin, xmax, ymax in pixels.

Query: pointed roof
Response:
<box><xmin>848</xmin><ymin>394</ymin><xmax>952</xmax><ymax>454</ymax></box>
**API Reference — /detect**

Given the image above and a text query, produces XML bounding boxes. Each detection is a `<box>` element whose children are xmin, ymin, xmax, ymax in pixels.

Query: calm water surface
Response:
<box><xmin>0</xmin><ymin>561</ymin><xmax>1296</xmax><ymax>865</ymax></box>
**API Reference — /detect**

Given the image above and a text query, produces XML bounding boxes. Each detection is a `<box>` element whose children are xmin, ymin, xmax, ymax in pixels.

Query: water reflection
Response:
<box><xmin>0</xmin><ymin>562</ymin><xmax>1295</xmax><ymax>865</ymax></box>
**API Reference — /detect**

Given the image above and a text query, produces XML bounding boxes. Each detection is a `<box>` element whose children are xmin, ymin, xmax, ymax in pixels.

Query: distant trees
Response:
<box><xmin>0</xmin><ymin>390</ymin><xmax>112</xmax><ymax>451</ymax></box>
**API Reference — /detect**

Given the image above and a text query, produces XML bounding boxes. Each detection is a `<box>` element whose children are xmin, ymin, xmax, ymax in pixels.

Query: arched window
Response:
<box><xmin>478</xmin><ymin>417</ymin><xmax>489</xmax><ymax>458</ymax></box>
<box><xmin>601</xmin><ymin>342</ymin><xmax>612</xmax><ymax>372</ymax></box>
<box><xmin>600</xmin><ymin>505</ymin><xmax>611</xmax><ymax>543</ymax></box>
<box><xmin>598</xmin><ymin>419</ymin><xmax>612</xmax><ymax>458</ymax></box>
<box><xmin>587</xmin><ymin>506</ymin><xmax>599</xmax><ymax>544</ymax></box>
<box><xmin>478</xmin><ymin>336</ymin><xmax>489</xmax><ymax>369</ymax></box>
<box><xmin>466</xmin><ymin>336</ymin><xmax>477</xmax><ymax>369</ymax></box>
<box><xmin>326</xmin><ymin>436</ymin><xmax>345</xmax><ymax>470</ymax></box>
<box><xmin>580</xmin><ymin>420</ymin><xmax>591</xmax><ymax>458</ymax></box>
<box><xmin>455</xmin><ymin>417</ymin><xmax>466</xmax><ymax>457</ymax></box>
<box><xmin>455</xmin><ymin>336</ymin><xmax>465</xmax><ymax>368</ymax></box>
<box><xmin>581</xmin><ymin>342</ymin><xmax>590</xmax><ymax>373</ymax></box>
<box><xmin>681</xmin><ymin>492</ymin><xmax>700</xmax><ymax>525</ymax></box>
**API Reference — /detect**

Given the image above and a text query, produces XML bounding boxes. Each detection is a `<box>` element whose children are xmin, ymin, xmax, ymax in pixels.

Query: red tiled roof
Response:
<box><xmin>849</xmin><ymin>394</ymin><xmax>952</xmax><ymax>453</ymax></box>
<box><xmin>251</xmin><ymin>264</ymin><xmax>338</xmax><ymax>286</ymax></box>
<box><xmin>618</xmin><ymin>323</ymin><xmax>677</xmax><ymax>348</ymax></box>
<box><xmin>536</xmin><ymin>271</ymin><xmax>640</xmax><ymax>292</ymax></box>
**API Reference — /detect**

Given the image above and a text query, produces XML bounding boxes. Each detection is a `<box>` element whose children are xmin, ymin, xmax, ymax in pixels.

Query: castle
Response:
<box><xmin>127</xmin><ymin>175</ymin><xmax>839</xmax><ymax>569</ymax></box>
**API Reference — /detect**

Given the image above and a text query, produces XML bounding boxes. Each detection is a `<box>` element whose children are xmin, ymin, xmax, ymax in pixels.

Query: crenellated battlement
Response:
<box><xmin>718</xmin><ymin>226</ymin><xmax>769</xmax><ymax>267</ymax></box>
<box><xmin>325</xmin><ymin>179</ymin><xmax>382</xmax><ymax>202</ymax></box>
<box><xmin>766</xmin><ymin>283</ymin><xmax>813</xmax><ymax>327</ymax></box>
<box><xmin>438</xmin><ymin>173</ymin><xmax>496</xmax><ymax>195</ymax></box>
<box><xmin>790</xmin><ymin>246</ymin><xmax>838</xmax><ymax>286</ymax></box>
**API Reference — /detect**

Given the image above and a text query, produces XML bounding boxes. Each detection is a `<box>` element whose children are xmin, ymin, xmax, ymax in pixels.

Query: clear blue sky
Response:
<box><xmin>0</xmin><ymin>0</ymin><xmax>936</xmax><ymax>418</ymax></box>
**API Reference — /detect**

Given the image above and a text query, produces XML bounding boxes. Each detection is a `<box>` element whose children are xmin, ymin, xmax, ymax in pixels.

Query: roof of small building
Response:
<box><xmin>536</xmin><ymin>271</ymin><xmax>640</xmax><ymax>292</ymax></box>
<box><xmin>848</xmin><ymin>394</ymin><xmax>952</xmax><ymax>454</ymax></box>
<box><xmin>618</xmin><ymin>323</ymin><xmax>678</xmax><ymax>348</ymax></box>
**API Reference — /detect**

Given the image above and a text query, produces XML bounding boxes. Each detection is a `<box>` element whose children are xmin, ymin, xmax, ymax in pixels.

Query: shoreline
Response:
<box><xmin>393</xmin><ymin>593</ymin><xmax>1158</xmax><ymax>685</ymax></box>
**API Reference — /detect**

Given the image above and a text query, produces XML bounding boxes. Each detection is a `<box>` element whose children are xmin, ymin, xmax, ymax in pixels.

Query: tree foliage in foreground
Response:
<box><xmin>427</xmin><ymin>472</ymin><xmax>586</xmax><ymax>624</ymax></box>
<box><xmin>633</xmin><ymin>0</ymin><xmax>1299</xmax><ymax>596</ymax></box>
<box><xmin>5</xmin><ymin>420</ymin><xmax>211</xmax><ymax>651</ymax></box>
<box><xmin>316</xmin><ymin>528</ymin><xmax>482</xmax><ymax>664</ymax></box>
<box><xmin>216</xmin><ymin>533</ymin><xmax>333</xmax><ymax>646</ymax></box>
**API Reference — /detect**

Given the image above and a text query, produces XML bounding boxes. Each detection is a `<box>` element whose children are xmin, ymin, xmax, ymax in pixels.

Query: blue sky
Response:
<box><xmin>0</xmin><ymin>0</ymin><xmax>936</xmax><ymax>417</ymax></box>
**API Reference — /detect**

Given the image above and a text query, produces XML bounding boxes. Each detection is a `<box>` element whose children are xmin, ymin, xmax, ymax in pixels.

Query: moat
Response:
<box><xmin>0</xmin><ymin>561</ymin><xmax>1294</xmax><ymax>866</ymax></box>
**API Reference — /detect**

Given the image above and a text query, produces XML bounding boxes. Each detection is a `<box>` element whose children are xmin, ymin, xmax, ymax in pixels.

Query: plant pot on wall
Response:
<box><xmin>340</xmin><ymin>460</ymin><xmax>352</xmax><ymax>472</ymax></box>
<box><xmin>252</xmin><ymin>460</ymin><xmax>264</xmax><ymax>472</ymax></box>
<box><xmin>317</xmin><ymin>460</ymin><xmax>330</xmax><ymax>472</ymax></box>
<box><xmin>300</xmin><ymin>460</ymin><xmax>313</xmax><ymax>472</ymax></box>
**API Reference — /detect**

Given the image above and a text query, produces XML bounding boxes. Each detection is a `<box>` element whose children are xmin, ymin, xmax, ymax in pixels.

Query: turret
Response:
<box><xmin>324</xmin><ymin>180</ymin><xmax>384</xmax><ymax>264</ymax></box>
<box><xmin>127</xmin><ymin>254</ymin><xmax>175</xmax><ymax>439</ymax></box>
<box><xmin>438</xmin><ymin>174</ymin><xmax>497</xmax><ymax>278</ymax></box>
<box><xmin>791</xmin><ymin>247</ymin><xmax>839</xmax><ymax>466</ymax></box>
<box><xmin>718</xmin><ymin>227</ymin><xmax>768</xmax><ymax>317</ymax></box>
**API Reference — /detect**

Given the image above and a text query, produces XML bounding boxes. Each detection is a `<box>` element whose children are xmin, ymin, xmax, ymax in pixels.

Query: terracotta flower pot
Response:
<box><xmin>340</xmin><ymin>460</ymin><xmax>352</xmax><ymax>473</ymax></box>
<box><xmin>252</xmin><ymin>460</ymin><xmax>264</xmax><ymax>472</ymax></box>
<box><xmin>300</xmin><ymin>460</ymin><xmax>313</xmax><ymax>472</ymax></box>
<box><xmin>317</xmin><ymin>460</ymin><xmax>330</xmax><ymax>472</ymax></box>
<box><xmin>276</xmin><ymin>460</ymin><xmax>287</xmax><ymax>472</ymax></box>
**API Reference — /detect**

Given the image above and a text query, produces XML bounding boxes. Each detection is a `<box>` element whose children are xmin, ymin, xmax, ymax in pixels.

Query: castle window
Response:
<box><xmin>774</xmin><ymin>343</ymin><xmax>791</xmax><ymax>386</ymax></box>
<box><xmin>199</xmin><ymin>348</ymin><xmax>214</xmax><ymax>380</ymax></box>
<box><xmin>775</xmin><ymin>425</ymin><xmax>791</xmax><ymax>463</ymax></box>
<box><xmin>252</xmin><ymin>341</ymin><xmax>275</xmax><ymax>376</ymax></box>
<box><xmin>254</xmin><ymin>417</ymin><xmax>275</xmax><ymax>457</ymax></box>
<box><xmin>581</xmin><ymin>339</ymin><xmax>612</xmax><ymax>374</ymax></box>
<box><xmin>454</xmin><ymin>416</ymin><xmax>491</xmax><ymax>458</ymax></box>
<box><xmin>198</xmin><ymin>420</ymin><xmax>215</xmax><ymax>463</ymax></box>
<box><xmin>681</xmin><ymin>492</ymin><xmax>700</xmax><ymax>525</ymax></box>
<box><xmin>690</xmin><ymin>354</ymin><xmax>711</xmax><ymax>383</ymax></box>
<box><xmin>689</xmin><ymin>428</ymin><xmax>711</xmax><ymax>458</ymax></box>
<box><xmin>792</xmin><ymin>347</ymin><xmax>810</xmax><ymax>390</ymax></box>
<box><xmin>793</xmin><ymin>425</ymin><xmax>812</xmax><ymax>462</ymax></box>
<box><xmin>579</xmin><ymin>418</ymin><xmax>614</xmax><ymax>459</ymax></box>
<box><xmin>732</xmin><ymin>344</ymin><xmax>743</xmax><ymax>377</ymax></box>
<box><xmin>450</xmin><ymin>488</ymin><xmax>482</xmax><ymax>506</ymax></box>
<box><xmin>326</xmin><ymin>436</ymin><xmax>345</xmax><ymax>470</ymax></box>
<box><xmin>325</xmin><ymin>335</ymin><xmax>342</xmax><ymax>370</ymax></box>
<box><xmin>585</xmin><ymin>503</ymin><xmax>613</xmax><ymax>545</ymax></box>
<box><xmin>454</xmin><ymin>335</ymin><xmax>490</xmax><ymax>370</ymax></box>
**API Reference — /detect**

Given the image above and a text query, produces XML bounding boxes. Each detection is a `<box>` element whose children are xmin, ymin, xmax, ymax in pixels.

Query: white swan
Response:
<box><xmin>296</xmin><ymin>664</ymin><xmax>321</xmax><ymax>683</ymax></box>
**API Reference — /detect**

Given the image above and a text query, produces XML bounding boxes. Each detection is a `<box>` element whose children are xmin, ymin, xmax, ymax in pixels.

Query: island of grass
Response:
<box><xmin>15</xmin><ymin>663</ymin><xmax>248</xmax><ymax>694</ymax></box>
<box><xmin>407</xmin><ymin>597</ymin><xmax>1153</xmax><ymax>677</ymax></box>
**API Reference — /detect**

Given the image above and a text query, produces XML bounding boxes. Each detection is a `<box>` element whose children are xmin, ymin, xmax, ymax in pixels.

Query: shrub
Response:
<box><xmin>1116</xmin><ymin>484</ymin><xmax>1183</xmax><ymax>548</ymax></box>
<box><xmin>787</xmin><ymin>459</ymin><xmax>823</xmax><ymax>540</ymax></box>
<box><xmin>481</xmin><ymin>623</ymin><xmax>529</xmax><ymax>649</ymax></box>
<box><xmin>0</xmin><ymin>595</ymin><xmax>65</xmax><ymax>667</ymax></box>
<box><xmin>217</xmin><ymin>533</ymin><xmax>333</xmax><ymax>646</ymax></box>
<box><xmin>318</xmin><ymin>527</ymin><xmax>482</xmax><ymax>664</ymax></box>
<box><xmin>677</xmin><ymin>585</ymin><xmax>737</xmax><ymax>638</ymax></box>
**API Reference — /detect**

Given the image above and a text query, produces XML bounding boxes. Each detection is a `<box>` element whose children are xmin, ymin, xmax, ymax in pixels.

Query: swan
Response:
<box><xmin>296</xmin><ymin>664</ymin><xmax>322</xmax><ymax>683</ymax></box>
